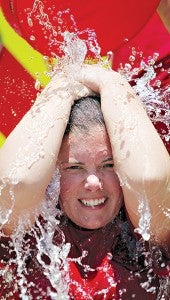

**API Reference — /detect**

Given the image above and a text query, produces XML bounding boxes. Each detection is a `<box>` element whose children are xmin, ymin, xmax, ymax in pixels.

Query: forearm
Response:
<box><xmin>101</xmin><ymin>75</ymin><xmax>170</xmax><ymax>245</ymax></box>
<box><xmin>0</xmin><ymin>95</ymin><xmax>71</xmax><ymax>185</ymax></box>
<box><xmin>101</xmin><ymin>79</ymin><xmax>169</xmax><ymax>185</ymax></box>
<box><xmin>0</xmin><ymin>77</ymin><xmax>74</xmax><ymax>233</ymax></box>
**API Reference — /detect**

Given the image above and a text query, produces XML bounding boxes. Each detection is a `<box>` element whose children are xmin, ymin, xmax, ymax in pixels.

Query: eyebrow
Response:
<box><xmin>102</xmin><ymin>157</ymin><xmax>113</xmax><ymax>163</ymax></box>
<box><xmin>60</xmin><ymin>157</ymin><xmax>113</xmax><ymax>165</ymax></box>
<box><xmin>60</xmin><ymin>160</ymin><xmax>84</xmax><ymax>165</ymax></box>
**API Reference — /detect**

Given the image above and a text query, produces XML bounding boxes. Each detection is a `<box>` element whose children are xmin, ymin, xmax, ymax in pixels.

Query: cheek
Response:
<box><xmin>104</xmin><ymin>172</ymin><xmax>121</xmax><ymax>190</ymax></box>
<box><xmin>59</xmin><ymin>177</ymin><xmax>72</xmax><ymax>213</ymax></box>
<box><xmin>59</xmin><ymin>175</ymin><xmax>81</xmax><ymax>218</ymax></box>
<box><xmin>59</xmin><ymin>177</ymin><xmax>71</xmax><ymax>201</ymax></box>
<box><xmin>59</xmin><ymin>174</ymin><xmax>81</xmax><ymax>200</ymax></box>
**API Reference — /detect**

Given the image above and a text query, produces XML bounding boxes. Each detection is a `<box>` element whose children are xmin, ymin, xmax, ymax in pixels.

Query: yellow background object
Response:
<box><xmin>0</xmin><ymin>132</ymin><xmax>6</xmax><ymax>147</ymax></box>
<box><xmin>0</xmin><ymin>7</ymin><xmax>51</xmax><ymax>87</ymax></box>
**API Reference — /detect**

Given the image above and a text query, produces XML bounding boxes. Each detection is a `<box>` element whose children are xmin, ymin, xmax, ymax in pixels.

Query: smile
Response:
<box><xmin>79</xmin><ymin>197</ymin><xmax>107</xmax><ymax>207</ymax></box>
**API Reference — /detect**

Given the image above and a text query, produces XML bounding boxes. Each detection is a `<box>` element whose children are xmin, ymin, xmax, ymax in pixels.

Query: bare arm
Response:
<box><xmin>0</xmin><ymin>72</ymin><xmax>90</xmax><ymax>234</ymax></box>
<box><xmin>157</xmin><ymin>0</ymin><xmax>170</xmax><ymax>32</ymax></box>
<box><xmin>77</xmin><ymin>64</ymin><xmax>170</xmax><ymax>250</ymax></box>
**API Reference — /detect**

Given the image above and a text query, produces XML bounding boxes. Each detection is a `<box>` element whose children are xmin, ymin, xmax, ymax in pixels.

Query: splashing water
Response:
<box><xmin>134</xmin><ymin>196</ymin><xmax>151</xmax><ymax>241</ymax></box>
<box><xmin>119</xmin><ymin>52</ymin><xmax>170</xmax><ymax>145</ymax></box>
<box><xmin>26</xmin><ymin>0</ymin><xmax>101</xmax><ymax>59</ymax></box>
<box><xmin>0</xmin><ymin>3</ymin><xmax>169</xmax><ymax>299</ymax></box>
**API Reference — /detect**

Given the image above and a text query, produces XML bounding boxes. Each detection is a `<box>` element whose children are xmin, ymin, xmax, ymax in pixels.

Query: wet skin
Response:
<box><xmin>57</xmin><ymin>126</ymin><xmax>123</xmax><ymax>229</ymax></box>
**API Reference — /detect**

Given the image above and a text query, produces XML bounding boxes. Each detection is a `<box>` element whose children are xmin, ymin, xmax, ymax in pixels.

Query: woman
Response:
<box><xmin>0</xmin><ymin>65</ymin><xmax>169</xmax><ymax>299</ymax></box>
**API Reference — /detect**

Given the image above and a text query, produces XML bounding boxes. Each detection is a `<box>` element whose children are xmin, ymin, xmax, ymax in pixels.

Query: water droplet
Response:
<box><xmin>35</xmin><ymin>80</ymin><xmax>41</xmax><ymax>90</ymax></box>
<box><xmin>30</xmin><ymin>35</ymin><xmax>35</xmax><ymax>41</ymax></box>
<box><xmin>27</xmin><ymin>17</ymin><xmax>33</xmax><ymax>27</ymax></box>
<box><xmin>129</xmin><ymin>55</ymin><xmax>135</xmax><ymax>62</ymax></box>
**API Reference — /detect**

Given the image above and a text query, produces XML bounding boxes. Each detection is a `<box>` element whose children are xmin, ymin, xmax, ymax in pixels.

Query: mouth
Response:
<box><xmin>79</xmin><ymin>197</ymin><xmax>107</xmax><ymax>208</ymax></box>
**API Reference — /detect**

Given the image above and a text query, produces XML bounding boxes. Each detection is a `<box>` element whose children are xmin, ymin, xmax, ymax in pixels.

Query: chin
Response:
<box><xmin>77</xmin><ymin>219</ymin><xmax>109</xmax><ymax>230</ymax></box>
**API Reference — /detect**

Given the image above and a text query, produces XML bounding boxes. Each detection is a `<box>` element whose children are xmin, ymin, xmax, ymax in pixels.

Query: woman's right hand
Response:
<box><xmin>75</xmin><ymin>64</ymin><xmax>131</xmax><ymax>95</ymax></box>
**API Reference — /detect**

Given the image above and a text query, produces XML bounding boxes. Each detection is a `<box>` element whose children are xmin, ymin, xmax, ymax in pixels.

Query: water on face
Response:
<box><xmin>0</xmin><ymin>2</ymin><xmax>169</xmax><ymax>299</ymax></box>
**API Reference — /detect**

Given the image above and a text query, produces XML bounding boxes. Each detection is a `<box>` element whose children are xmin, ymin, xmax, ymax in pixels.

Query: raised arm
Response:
<box><xmin>77</xmin><ymin>64</ymin><xmax>170</xmax><ymax>250</ymax></box>
<box><xmin>0</xmin><ymin>71</ymin><xmax>90</xmax><ymax>234</ymax></box>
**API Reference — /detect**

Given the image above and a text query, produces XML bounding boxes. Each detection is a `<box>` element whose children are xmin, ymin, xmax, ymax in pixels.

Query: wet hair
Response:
<box><xmin>64</xmin><ymin>95</ymin><xmax>105</xmax><ymax>136</ymax></box>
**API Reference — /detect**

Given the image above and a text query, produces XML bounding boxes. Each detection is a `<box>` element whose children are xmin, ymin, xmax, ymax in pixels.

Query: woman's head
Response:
<box><xmin>57</xmin><ymin>96</ymin><xmax>123</xmax><ymax>229</ymax></box>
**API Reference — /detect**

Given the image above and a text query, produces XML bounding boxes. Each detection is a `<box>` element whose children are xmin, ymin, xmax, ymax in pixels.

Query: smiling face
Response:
<box><xmin>57</xmin><ymin>126</ymin><xmax>123</xmax><ymax>229</ymax></box>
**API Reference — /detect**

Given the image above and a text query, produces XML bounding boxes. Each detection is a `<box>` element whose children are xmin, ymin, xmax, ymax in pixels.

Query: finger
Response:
<box><xmin>75</xmin><ymin>64</ymin><xmax>115</xmax><ymax>93</ymax></box>
<box><xmin>69</xmin><ymin>82</ymin><xmax>96</xmax><ymax>101</ymax></box>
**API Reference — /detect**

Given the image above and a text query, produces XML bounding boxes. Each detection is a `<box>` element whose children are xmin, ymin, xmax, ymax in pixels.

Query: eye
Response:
<box><xmin>65</xmin><ymin>165</ymin><xmax>83</xmax><ymax>170</ymax></box>
<box><xmin>102</xmin><ymin>163</ymin><xmax>114</xmax><ymax>168</ymax></box>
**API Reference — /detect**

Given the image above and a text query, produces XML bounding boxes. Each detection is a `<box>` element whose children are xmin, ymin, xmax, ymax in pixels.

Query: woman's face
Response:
<box><xmin>57</xmin><ymin>126</ymin><xmax>123</xmax><ymax>229</ymax></box>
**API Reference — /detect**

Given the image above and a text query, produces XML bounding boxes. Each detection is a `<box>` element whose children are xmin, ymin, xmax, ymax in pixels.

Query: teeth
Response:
<box><xmin>80</xmin><ymin>198</ymin><xmax>106</xmax><ymax>207</ymax></box>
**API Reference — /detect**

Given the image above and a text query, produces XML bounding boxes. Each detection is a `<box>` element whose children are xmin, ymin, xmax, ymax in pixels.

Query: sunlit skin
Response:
<box><xmin>57</xmin><ymin>126</ymin><xmax>123</xmax><ymax>229</ymax></box>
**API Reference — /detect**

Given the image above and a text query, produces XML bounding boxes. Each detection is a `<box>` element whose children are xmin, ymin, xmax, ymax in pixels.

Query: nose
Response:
<box><xmin>85</xmin><ymin>174</ymin><xmax>103</xmax><ymax>191</ymax></box>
